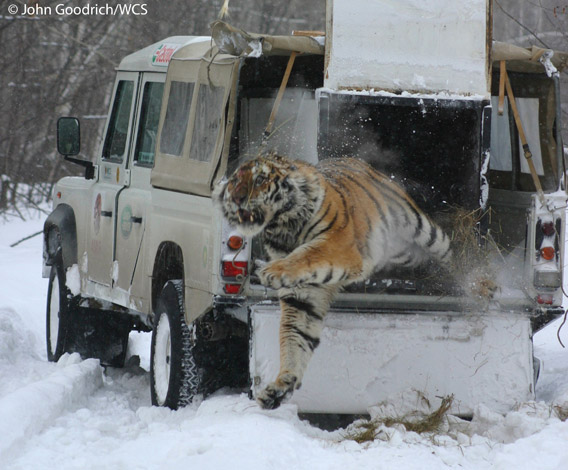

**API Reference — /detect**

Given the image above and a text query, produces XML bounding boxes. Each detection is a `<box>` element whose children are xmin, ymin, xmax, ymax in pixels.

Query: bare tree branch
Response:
<box><xmin>494</xmin><ymin>0</ymin><xmax>551</xmax><ymax>48</ymax></box>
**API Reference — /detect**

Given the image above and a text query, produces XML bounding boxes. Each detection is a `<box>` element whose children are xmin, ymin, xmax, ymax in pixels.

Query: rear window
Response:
<box><xmin>189</xmin><ymin>84</ymin><xmax>225</xmax><ymax>162</ymax></box>
<box><xmin>488</xmin><ymin>96</ymin><xmax>553</xmax><ymax>192</ymax></box>
<box><xmin>159</xmin><ymin>81</ymin><xmax>195</xmax><ymax>156</ymax></box>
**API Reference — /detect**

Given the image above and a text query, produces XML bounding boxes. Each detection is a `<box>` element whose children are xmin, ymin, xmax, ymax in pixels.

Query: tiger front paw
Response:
<box><xmin>256</xmin><ymin>374</ymin><xmax>297</xmax><ymax>410</ymax></box>
<box><xmin>258</xmin><ymin>260</ymin><xmax>297</xmax><ymax>289</ymax></box>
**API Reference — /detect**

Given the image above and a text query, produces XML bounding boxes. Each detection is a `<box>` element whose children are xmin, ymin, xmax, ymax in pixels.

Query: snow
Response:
<box><xmin>2</xmin><ymin>209</ymin><xmax>568</xmax><ymax>469</ymax></box>
<box><xmin>316</xmin><ymin>87</ymin><xmax>487</xmax><ymax>103</ymax></box>
<box><xmin>0</xmin><ymin>354</ymin><xmax>102</xmax><ymax>458</ymax></box>
<box><xmin>539</xmin><ymin>50</ymin><xmax>560</xmax><ymax>79</ymax></box>
<box><xmin>66</xmin><ymin>264</ymin><xmax>81</xmax><ymax>296</ymax></box>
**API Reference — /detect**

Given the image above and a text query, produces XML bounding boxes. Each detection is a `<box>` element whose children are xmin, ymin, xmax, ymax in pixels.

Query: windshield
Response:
<box><xmin>102</xmin><ymin>80</ymin><xmax>134</xmax><ymax>162</ymax></box>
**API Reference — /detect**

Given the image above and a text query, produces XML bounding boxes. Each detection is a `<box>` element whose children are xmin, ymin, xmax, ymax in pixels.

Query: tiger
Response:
<box><xmin>216</xmin><ymin>154</ymin><xmax>452</xmax><ymax>409</ymax></box>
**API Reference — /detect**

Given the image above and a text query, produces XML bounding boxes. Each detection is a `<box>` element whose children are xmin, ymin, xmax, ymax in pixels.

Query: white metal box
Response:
<box><xmin>250</xmin><ymin>304</ymin><xmax>534</xmax><ymax>415</ymax></box>
<box><xmin>325</xmin><ymin>0</ymin><xmax>490</xmax><ymax>96</ymax></box>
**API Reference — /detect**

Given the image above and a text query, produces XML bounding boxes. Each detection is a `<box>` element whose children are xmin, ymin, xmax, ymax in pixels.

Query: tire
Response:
<box><xmin>46</xmin><ymin>255</ymin><xmax>77</xmax><ymax>362</ymax></box>
<box><xmin>150</xmin><ymin>280</ymin><xmax>201</xmax><ymax>409</ymax></box>
<box><xmin>46</xmin><ymin>254</ymin><xmax>130</xmax><ymax>367</ymax></box>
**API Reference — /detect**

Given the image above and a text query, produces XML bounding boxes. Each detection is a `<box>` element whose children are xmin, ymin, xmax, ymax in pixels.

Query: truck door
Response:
<box><xmin>114</xmin><ymin>73</ymin><xmax>165</xmax><ymax>310</ymax></box>
<box><xmin>87</xmin><ymin>72</ymin><xmax>139</xmax><ymax>288</ymax></box>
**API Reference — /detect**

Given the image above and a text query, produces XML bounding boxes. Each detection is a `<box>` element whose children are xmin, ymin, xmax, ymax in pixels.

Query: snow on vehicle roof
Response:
<box><xmin>117</xmin><ymin>36</ymin><xmax>211</xmax><ymax>72</ymax></box>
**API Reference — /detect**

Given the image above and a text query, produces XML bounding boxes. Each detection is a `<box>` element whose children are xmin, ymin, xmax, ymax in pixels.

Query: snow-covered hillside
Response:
<box><xmin>2</xmin><ymin>210</ymin><xmax>568</xmax><ymax>470</ymax></box>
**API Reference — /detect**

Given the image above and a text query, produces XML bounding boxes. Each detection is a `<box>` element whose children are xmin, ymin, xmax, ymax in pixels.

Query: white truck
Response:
<box><xmin>44</xmin><ymin>1</ymin><xmax>568</xmax><ymax>416</ymax></box>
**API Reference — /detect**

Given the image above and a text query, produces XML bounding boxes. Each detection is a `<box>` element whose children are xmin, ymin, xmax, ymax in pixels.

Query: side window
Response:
<box><xmin>489</xmin><ymin>96</ymin><xmax>546</xmax><ymax>191</ymax></box>
<box><xmin>189</xmin><ymin>85</ymin><xmax>225</xmax><ymax>162</ymax></box>
<box><xmin>102</xmin><ymin>80</ymin><xmax>134</xmax><ymax>162</ymax></box>
<box><xmin>134</xmin><ymin>82</ymin><xmax>165</xmax><ymax>166</ymax></box>
<box><xmin>159</xmin><ymin>81</ymin><xmax>195</xmax><ymax>156</ymax></box>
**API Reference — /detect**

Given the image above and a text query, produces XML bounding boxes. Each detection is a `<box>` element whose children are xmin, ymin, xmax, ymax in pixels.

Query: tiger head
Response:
<box><xmin>216</xmin><ymin>155</ymin><xmax>319</xmax><ymax>236</ymax></box>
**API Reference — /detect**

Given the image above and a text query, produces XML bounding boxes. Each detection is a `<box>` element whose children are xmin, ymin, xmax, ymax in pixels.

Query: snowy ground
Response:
<box><xmin>2</xmin><ymin>209</ymin><xmax>568</xmax><ymax>470</ymax></box>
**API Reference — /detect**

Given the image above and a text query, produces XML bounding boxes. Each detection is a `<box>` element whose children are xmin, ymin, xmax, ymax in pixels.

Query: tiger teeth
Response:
<box><xmin>238</xmin><ymin>214</ymin><xmax>243</xmax><ymax>223</ymax></box>
<box><xmin>250</xmin><ymin>215</ymin><xmax>254</xmax><ymax>223</ymax></box>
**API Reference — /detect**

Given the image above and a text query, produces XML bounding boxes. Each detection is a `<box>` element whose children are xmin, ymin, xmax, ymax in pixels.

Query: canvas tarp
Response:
<box><xmin>151</xmin><ymin>41</ymin><xmax>238</xmax><ymax>196</ymax></box>
<box><xmin>210</xmin><ymin>21</ymin><xmax>324</xmax><ymax>57</ymax></box>
<box><xmin>152</xmin><ymin>23</ymin><xmax>323</xmax><ymax>196</ymax></box>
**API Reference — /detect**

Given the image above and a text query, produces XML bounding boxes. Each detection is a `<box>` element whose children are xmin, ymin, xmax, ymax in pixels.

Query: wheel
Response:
<box><xmin>46</xmin><ymin>255</ymin><xmax>76</xmax><ymax>362</ymax></box>
<box><xmin>46</xmin><ymin>254</ymin><xmax>130</xmax><ymax>367</ymax></box>
<box><xmin>150</xmin><ymin>280</ymin><xmax>201</xmax><ymax>409</ymax></box>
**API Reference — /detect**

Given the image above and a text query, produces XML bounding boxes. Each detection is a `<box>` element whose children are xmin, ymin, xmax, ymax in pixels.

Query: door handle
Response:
<box><xmin>101</xmin><ymin>211</ymin><xmax>113</xmax><ymax>217</ymax></box>
<box><xmin>131</xmin><ymin>216</ymin><xmax>143</xmax><ymax>224</ymax></box>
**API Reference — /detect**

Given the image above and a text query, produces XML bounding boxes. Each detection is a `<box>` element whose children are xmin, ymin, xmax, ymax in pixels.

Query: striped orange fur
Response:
<box><xmin>217</xmin><ymin>155</ymin><xmax>451</xmax><ymax>408</ymax></box>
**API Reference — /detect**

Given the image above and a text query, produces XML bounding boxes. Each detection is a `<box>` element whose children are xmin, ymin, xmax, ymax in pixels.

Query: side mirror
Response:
<box><xmin>57</xmin><ymin>117</ymin><xmax>81</xmax><ymax>156</ymax></box>
<box><xmin>56</xmin><ymin>117</ymin><xmax>95</xmax><ymax>179</ymax></box>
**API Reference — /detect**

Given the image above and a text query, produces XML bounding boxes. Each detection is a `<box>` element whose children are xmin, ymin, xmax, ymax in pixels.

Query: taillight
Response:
<box><xmin>220</xmin><ymin>224</ymin><xmax>249</xmax><ymax>295</ymax></box>
<box><xmin>221</xmin><ymin>260</ymin><xmax>247</xmax><ymax>295</ymax></box>
<box><xmin>536</xmin><ymin>218</ymin><xmax>560</xmax><ymax>262</ymax></box>
<box><xmin>537</xmin><ymin>294</ymin><xmax>554</xmax><ymax>305</ymax></box>
<box><xmin>222</xmin><ymin>261</ymin><xmax>247</xmax><ymax>279</ymax></box>
<box><xmin>227</xmin><ymin>235</ymin><xmax>244</xmax><ymax>251</ymax></box>
<box><xmin>534</xmin><ymin>215</ymin><xmax>562</xmax><ymax>295</ymax></box>
<box><xmin>224</xmin><ymin>284</ymin><xmax>242</xmax><ymax>294</ymax></box>
<box><xmin>540</xmin><ymin>246</ymin><xmax>555</xmax><ymax>261</ymax></box>
<box><xmin>541</xmin><ymin>221</ymin><xmax>555</xmax><ymax>236</ymax></box>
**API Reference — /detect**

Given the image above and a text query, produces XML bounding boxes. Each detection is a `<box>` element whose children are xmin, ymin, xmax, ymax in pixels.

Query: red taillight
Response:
<box><xmin>222</xmin><ymin>261</ymin><xmax>247</xmax><ymax>279</ymax></box>
<box><xmin>222</xmin><ymin>261</ymin><xmax>247</xmax><ymax>295</ymax></box>
<box><xmin>542</xmin><ymin>222</ymin><xmax>555</xmax><ymax>236</ymax></box>
<box><xmin>227</xmin><ymin>235</ymin><xmax>244</xmax><ymax>251</ymax></box>
<box><xmin>537</xmin><ymin>294</ymin><xmax>553</xmax><ymax>305</ymax></box>
<box><xmin>224</xmin><ymin>284</ymin><xmax>242</xmax><ymax>294</ymax></box>
<box><xmin>540</xmin><ymin>246</ymin><xmax>555</xmax><ymax>261</ymax></box>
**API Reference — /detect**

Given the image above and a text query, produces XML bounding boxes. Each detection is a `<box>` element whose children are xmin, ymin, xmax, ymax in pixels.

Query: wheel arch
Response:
<box><xmin>151</xmin><ymin>241</ymin><xmax>185</xmax><ymax>313</ymax></box>
<box><xmin>43</xmin><ymin>204</ymin><xmax>78</xmax><ymax>273</ymax></box>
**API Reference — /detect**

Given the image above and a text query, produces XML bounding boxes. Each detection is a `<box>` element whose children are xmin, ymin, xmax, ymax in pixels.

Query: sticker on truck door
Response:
<box><xmin>120</xmin><ymin>205</ymin><xmax>133</xmax><ymax>239</ymax></box>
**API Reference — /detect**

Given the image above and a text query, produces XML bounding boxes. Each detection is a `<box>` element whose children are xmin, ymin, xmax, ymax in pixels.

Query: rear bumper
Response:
<box><xmin>250</xmin><ymin>303</ymin><xmax>536</xmax><ymax>416</ymax></box>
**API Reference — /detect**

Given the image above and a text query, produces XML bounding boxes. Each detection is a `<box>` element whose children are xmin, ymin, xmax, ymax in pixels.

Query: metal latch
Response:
<box><xmin>123</xmin><ymin>169</ymin><xmax>131</xmax><ymax>187</ymax></box>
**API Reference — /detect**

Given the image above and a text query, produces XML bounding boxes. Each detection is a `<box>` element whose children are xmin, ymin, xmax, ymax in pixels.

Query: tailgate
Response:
<box><xmin>250</xmin><ymin>303</ymin><xmax>535</xmax><ymax>416</ymax></box>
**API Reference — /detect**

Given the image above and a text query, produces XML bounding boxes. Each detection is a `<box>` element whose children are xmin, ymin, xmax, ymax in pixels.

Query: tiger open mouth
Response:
<box><xmin>237</xmin><ymin>208</ymin><xmax>253</xmax><ymax>224</ymax></box>
<box><xmin>236</xmin><ymin>207</ymin><xmax>265</xmax><ymax>226</ymax></box>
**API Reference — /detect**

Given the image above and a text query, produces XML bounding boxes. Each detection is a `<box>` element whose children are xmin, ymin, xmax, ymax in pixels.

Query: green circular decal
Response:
<box><xmin>120</xmin><ymin>205</ymin><xmax>133</xmax><ymax>239</ymax></box>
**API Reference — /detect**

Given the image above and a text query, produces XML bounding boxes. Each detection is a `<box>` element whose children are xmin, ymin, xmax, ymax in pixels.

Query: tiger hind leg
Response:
<box><xmin>256</xmin><ymin>285</ymin><xmax>337</xmax><ymax>410</ymax></box>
